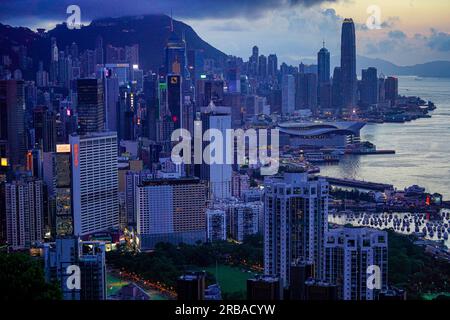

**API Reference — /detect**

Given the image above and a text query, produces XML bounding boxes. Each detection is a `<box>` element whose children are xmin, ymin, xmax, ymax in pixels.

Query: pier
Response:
<box><xmin>321</xmin><ymin>176</ymin><xmax>394</xmax><ymax>192</ymax></box>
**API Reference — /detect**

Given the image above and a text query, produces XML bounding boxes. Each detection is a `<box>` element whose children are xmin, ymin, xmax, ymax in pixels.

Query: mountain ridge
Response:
<box><xmin>1</xmin><ymin>15</ymin><xmax>450</xmax><ymax>78</ymax></box>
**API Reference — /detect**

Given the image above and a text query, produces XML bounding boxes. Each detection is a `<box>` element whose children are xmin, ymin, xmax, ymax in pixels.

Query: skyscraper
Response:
<box><xmin>267</xmin><ymin>54</ymin><xmax>278</xmax><ymax>79</ymax></box>
<box><xmin>165</xmin><ymin>20</ymin><xmax>189</xmax><ymax>80</ymax></box>
<box><xmin>264</xmin><ymin>171</ymin><xmax>329</xmax><ymax>288</ymax></box>
<box><xmin>70</xmin><ymin>132</ymin><xmax>119</xmax><ymax>236</ymax></box>
<box><xmin>331</xmin><ymin>67</ymin><xmax>343</xmax><ymax>112</ymax></box>
<box><xmin>103</xmin><ymin>69</ymin><xmax>120</xmax><ymax>132</ymax></box>
<box><xmin>318</xmin><ymin>45</ymin><xmax>330</xmax><ymax>84</ymax></box>
<box><xmin>340</xmin><ymin>18</ymin><xmax>357</xmax><ymax>112</ymax></box>
<box><xmin>76</xmin><ymin>79</ymin><xmax>104</xmax><ymax>135</ymax></box>
<box><xmin>167</xmin><ymin>74</ymin><xmax>182</xmax><ymax>130</ymax></box>
<box><xmin>360</xmin><ymin>67</ymin><xmax>379</xmax><ymax>106</ymax></box>
<box><xmin>385</xmin><ymin>76</ymin><xmax>399</xmax><ymax>106</ymax></box>
<box><xmin>324</xmin><ymin>227</ymin><xmax>388</xmax><ymax>300</ymax></box>
<box><xmin>282</xmin><ymin>74</ymin><xmax>295</xmax><ymax>116</ymax></box>
<box><xmin>318</xmin><ymin>44</ymin><xmax>331</xmax><ymax>111</ymax></box>
<box><xmin>0</xmin><ymin>80</ymin><xmax>26</xmax><ymax>168</ymax></box>
<box><xmin>199</xmin><ymin>103</ymin><xmax>232</xmax><ymax>200</ymax></box>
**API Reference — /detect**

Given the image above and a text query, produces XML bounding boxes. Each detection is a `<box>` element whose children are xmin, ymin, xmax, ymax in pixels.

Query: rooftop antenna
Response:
<box><xmin>323</xmin><ymin>40</ymin><xmax>326</xmax><ymax>48</ymax></box>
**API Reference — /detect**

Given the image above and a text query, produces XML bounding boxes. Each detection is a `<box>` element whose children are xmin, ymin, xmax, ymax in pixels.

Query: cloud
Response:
<box><xmin>388</xmin><ymin>30</ymin><xmax>407</xmax><ymax>39</ymax></box>
<box><xmin>427</xmin><ymin>29</ymin><xmax>450</xmax><ymax>52</ymax></box>
<box><xmin>0</xmin><ymin>0</ymin><xmax>340</xmax><ymax>25</ymax></box>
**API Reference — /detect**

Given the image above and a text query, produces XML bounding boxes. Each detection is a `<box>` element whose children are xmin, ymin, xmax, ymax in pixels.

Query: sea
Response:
<box><xmin>320</xmin><ymin>76</ymin><xmax>450</xmax><ymax>199</ymax></box>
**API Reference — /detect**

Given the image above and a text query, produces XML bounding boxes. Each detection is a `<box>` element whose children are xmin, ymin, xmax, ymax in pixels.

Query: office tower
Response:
<box><xmin>289</xmin><ymin>262</ymin><xmax>314</xmax><ymax>300</ymax></box>
<box><xmin>231</xmin><ymin>172</ymin><xmax>250</xmax><ymax>199</ymax></box>
<box><xmin>200</xmin><ymin>104</ymin><xmax>232</xmax><ymax>200</ymax></box>
<box><xmin>0</xmin><ymin>80</ymin><xmax>26</xmax><ymax>168</ymax></box>
<box><xmin>361</xmin><ymin>67</ymin><xmax>379</xmax><ymax>106</ymax></box>
<box><xmin>324</xmin><ymin>227</ymin><xmax>388</xmax><ymax>300</ymax></box>
<box><xmin>95</xmin><ymin>36</ymin><xmax>104</xmax><ymax>65</ymax></box>
<box><xmin>295</xmin><ymin>73</ymin><xmax>318</xmax><ymax>113</ymax></box>
<box><xmin>44</xmin><ymin>144</ymin><xmax>74</xmax><ymax>237</ymax></box>
<box><xmin>258</xmin><ymin>55</ymin><xmax>268</xmax><ymax>79</ymax></box>
<box><xmin>177</xmin><ymin>272</ymin><xmax>206</xmax><ymax>300</ymax></box>
<box><xmin>378</xmin><ymin>76</ymin><xmax>386</xmax><ymax>103</ymax></box>
<box><xmin>52</xmin><ymin>144</ymin><xmax>74</xmax><ymax>236</ymax></box>
<box><xmin>103</xmin><ymin>68</ymin><xmax>120</xmax><ymax>132</ymax></box>
<box><xmin>282</xmin><ymin>74</ymin><xmax>295</xmax><ymax>115</ymax></box>
<box><xmin>264</xmin><ymin>171</ymin><xmax>329</xmax><ymax>288</ymax></box>
<box><xmin>36</xmin><ymin>61</ymin><xmax>49</xmax><ymax>87</ymax></box>
<box><xmin>249</xmin><ymin>46</ymin><xmax>259</xmax><ymax>76</ymax></box>
<box><xmin>26</xmin><ymin>148</ymin><xmax>43</xmax><ymax>179</ymax></box>
<box><xmin>70</xmin><ymin>132</ymin><xmax>119</xmax><ymax>236</ymax></box>
<box><xmin>331</xmin><ymin>67</ymin><xmax>343</xmax><ymax>113</ymax></box>
<box><xmin>247</xmin><ymin>276</ymin><xmax>281</xmax><ymax>300</ymax></box>
<box><xmin>206</xmin><ymin>209</ymin><xmax>226</xmax><ymax>242</ymax></box>
<box><xmin>5</xmin><ymin>175</ymin><xmax>43</xmax><ymax>249</ymax></box>
<box><xmin>340</xmin><ymin>18</ymin><xmax>357</xmax><ymax>111</ymax></box>
<box><xmin>385</xmin><ymin>76</ymin><xmax>398</xmax><ymax>106</ymax></box>
<box><xmin>44</xmin><ymin>236</ymin><xmax>107</xmax><ymax>300</ymax></box>
<box><xmin>318</xmin><ymin>45</ymin><xmax>331</xmax><ymax>110</ymax></box>
<box><xmin>228</xmin><ymin>202</ymin><xmax>261</xmax><ymax>242</ymax></box>
<box><xmin>50</xmin><ymin>37</ymin><xmax>59</xmax><ymax>84</ymax></box>
<box><xmin>104</xmin><ymin>63</ymin><xmax>130</xmax><ymax>86</ymax></box>
<box><xmin>167</xmin><ymin>74</ymin><xmax>182</xmax><ymax>130</ymax></box>
<box><xmin>117</xmin><ymin>85</ymin><xmax>135</xmax><ymax>141</ymax></box>
<box><xmin>267</xmin><ymin>54</ymin><xmax>278</xmax><ymax>79</ymax></box>
<box><xmin>225</xmin><ymin>59</ymin><xmax>241</xmax><ymax>94</ymax></box>
<box><xmin>187</xmin><ymin>49</ymin><xmax>205</xmax><ymax>82</ymax></box>
<box><xmin>318</xmin><ymin>45</ymin><xmax>330</xmax><ymax>84</ymax></box>
<box><xmin>304</xmin><ymin>280</ymin><xmax>338</xmax><ymax>300</ymax></box>
<box><xmin>33</xmin><ymin>106</ymin><xmax>56</xmax><ymax>152</ymax></box>
<box><xmin>165</xmin><ymin>22</ymin><xmax>189</xmax><ymax>79</ymax></box>
<box><xmin>196</xmin><ymin>79</ymin><xmax>224</xmax><ymax>107</ymax></box>
<box><xmin>136</xmin><ymin>177</ymin><xmax>206</xmax><ymax>249</ymax></box>
<box><xmin>76</xmin><ymin>79</ymin><xmax>104</xmax><ymax>135</ymax></box>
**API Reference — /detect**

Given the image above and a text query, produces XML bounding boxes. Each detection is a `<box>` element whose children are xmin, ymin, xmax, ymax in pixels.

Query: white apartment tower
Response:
<box><xmin>264</xmin><ymin>170</ymin><xmax>329</xmax><ymax>288</ymax></box>
<box><xmin>5</xmin><ymin>176</ymin><xmax>43</xmax><ymax>249</ymax></box>
<box><xmin>324</xmin><ymin>227</ymin><xmax>388</xmax><ymax>300</ymax></box>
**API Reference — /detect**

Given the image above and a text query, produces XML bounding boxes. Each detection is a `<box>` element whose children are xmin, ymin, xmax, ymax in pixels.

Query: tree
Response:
<box><xmin>0</xmin><ymin>252</ymin><xmax>61</xmax><ymax>300</ymax></box>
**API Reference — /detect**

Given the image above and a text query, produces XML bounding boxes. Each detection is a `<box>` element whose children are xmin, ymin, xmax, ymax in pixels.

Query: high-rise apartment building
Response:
<box><xmin>264</xmin><ymin>171</ymin><xmax>329</xmax><ymax>288</ymax></box>
<box><xmin>5</xmin><ymin>175</ymin><xmax>43</xmax><ymax>249</ymax></box>
<box><xmin>324</xmin><ymin>227</ymin><xmax>388</xmax><ymax>300</ymax></box>
<box><xmin>206</xmin><ymin>209</ymin><xmax>226</xmax><ymax>242</ymax></box>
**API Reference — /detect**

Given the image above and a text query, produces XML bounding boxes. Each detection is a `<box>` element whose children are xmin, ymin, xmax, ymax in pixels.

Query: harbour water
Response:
<box><xmin>320</xmin><ymin>76</ymin><xmax>450</xmax><ymax>199</ymax></box>
<box><xmin>328</xmin><ymin>210</ymin><xmax>450</xmax><ymax>248</ymax></box>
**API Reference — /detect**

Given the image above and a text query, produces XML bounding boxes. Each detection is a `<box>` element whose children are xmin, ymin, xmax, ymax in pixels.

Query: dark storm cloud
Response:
<box><xmin>0</xmin><ymin>0</ymin><xmax>339</xmax><ymax>24</ymax></box>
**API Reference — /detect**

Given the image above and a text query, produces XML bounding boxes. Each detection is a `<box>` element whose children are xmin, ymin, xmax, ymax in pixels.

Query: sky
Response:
<box><xmin>0</xmin><ymin>0</ymin><xmax>449</xmax><ymax>66</ymax></box>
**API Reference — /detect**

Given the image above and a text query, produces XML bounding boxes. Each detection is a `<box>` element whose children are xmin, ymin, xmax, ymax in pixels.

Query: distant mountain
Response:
<box><xmin>1</xmin><ymin>15</ymin><xmax>228</xmax><ymax>72</ymax></box>
<box><xmin>322</xmin><ymin>55</ymin><xmax>450</xmax><ymax>78</ymax></box>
